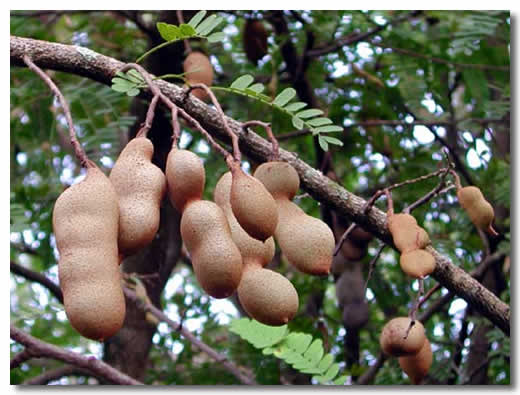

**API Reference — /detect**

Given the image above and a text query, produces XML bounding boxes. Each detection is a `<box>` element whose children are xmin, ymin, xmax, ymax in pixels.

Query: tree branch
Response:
<box><xmin>10</xmin><ymin>35</ymin><xmax>510</xmax><ymax>336</ymax></box>
<box><xmin>23</xmin><ymin>364</ymin><xmax>103</xmax><ymax>385</ymax></box>
<box><xmin>10</xmin><ymin>261</ymin><xmax>63</xmax><ymax>303</ymax></box>
<box><xmin>10</xmin><ymin>325</ymin><xmax>142</xmax><ymax>385</ymax></box>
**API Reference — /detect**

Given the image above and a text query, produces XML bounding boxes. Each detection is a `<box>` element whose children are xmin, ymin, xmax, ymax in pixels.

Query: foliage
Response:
<box><xmin>229</xmin><ymin>318</ymin><xmax>347</xmax><ymax>385</ymax></box>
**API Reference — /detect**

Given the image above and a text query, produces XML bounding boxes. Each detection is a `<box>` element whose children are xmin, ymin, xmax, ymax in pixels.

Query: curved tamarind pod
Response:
<box><xmin>398</xmin><ymin>338</ymin><xmax>433</xmax><ymax>384</ymax></box>
<box><xmin>230</xmin><ymin>164</ymin><xmax>278</xmax><ymax>242</ymax></box>
<box><xmin>399</xmin><ymin>249</ymin><xmax>436</xmax><ymax>279</ymax></box>
<box><xmin>109</xmin><ymin>137</ymin><xmax>166</xmax><ymax>256</ymax></box>
<box><xmin>53</xmin><ymin>164</ymin><xmax>125</xmax><ymax>341</ymax></box>
<box><xmin>387</xmin><ymin>213</ymin><xmax>430</xmax><ymax>253</ymax></box>
<box><xmin>180</xmin><ymin>200</ymin><xmax>243</xmax><ymax>299</ymax></box>
<box><xmin>183</xmin><ymin>51</ymin><xmax>213</xmax><ymax>101</ymax></box>
<box><xmin>457</xmin><ymin>186</ymin><xmax>498</xmax><ymax>236</ymax></box>
<box><xmin>380</xmin><ymin>317</ymin><xmax>426</xmax><ymax>357</ymax></box>
<box><xmin>165</xmin><ymin>148</ymin><xmax>205</xmax><ymax>212</ymax></box>
<box><xmin>166</xmin><ymin>149</ymin><xmax>242</xmax><ymax>298</ymax></box>
<box><xmin>243</xmin><ymin>19</ymin><xmax>268</xmax><ymax>64</ymax></box>
<box><xmin>254</xmin><ymin>162</ymin><xmax>334</xmax><ymax>275</ymax></box>
<box><xmin>214</xmin><ymin>171</ymin><xmax>298</xmax><ymax>325</ymax></box>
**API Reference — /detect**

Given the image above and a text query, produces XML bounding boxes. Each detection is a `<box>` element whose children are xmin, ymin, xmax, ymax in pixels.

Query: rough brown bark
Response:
<box><xmin>10</xmin><ymin>35</ymin><xmax>510</xmax><ymax>336</ymax></box>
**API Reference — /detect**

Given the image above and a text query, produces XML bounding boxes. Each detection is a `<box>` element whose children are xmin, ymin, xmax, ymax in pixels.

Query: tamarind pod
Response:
<box><xmin>254</xmin><ymin>161</ymin><xmax>334</xmax><ymax>275</ymax></box>
<box><xmin>165</xmin><ymin>148</ymin><xmax>205</xmax><ymax>212</ymax></box>
<box><xmin>214</xmin><ymin>171</ymin><xmax>275</xmax><ymax>267</ymax></box>
<box><xmin>398</xmin><ymin>339</ymin><xmax>433</xmax><ymax>384</ymax></box>
<box><xmin>243</xmin><ymin>19</ymin><xmax>268</xmax><ymax>64</ymax></box>
<box><xmin>387</xmin><ymin>213</ymin><xmax>430</xmax><ymax>253</ymax></box>
<box><xmin>183</xmin><ymin>51</ymin><xmax>213</xmax><ymax>101</ymax></box>
<box><xmin>109</xmin><ymin>137</ymin><xmax>166</xmax><ymax>256</ymax></box>
<box><xmin>380</xmin><ymin>317</ymin><xmax>426</xmax><ymax>357</ymax></box>
<box><xmin>230</xmin><ymin>166</ymin><xmax>278</xmax><ymax>242</ymax></box>
<box><xmin>399</xmin><ymin>249</ymin><xmax>436</xmax><ymax>279</ymax></box>
<box><xmin>457</xmin><ymin>186</ymin><xmax>498</xmax><ymax>236</ymax></box>
<box><xmin>180</xmin><ymin>200</ymin><xmax>242</xmax><ymax>299</ymax></box>
<box><xmin>53</xmin><ymin>165</ymin><xmax>125</xmax><ymax>341</ymax></box>
<box><xmin>237</xmin><ymin>261</ymin><xmax>299</xmax><ymax>326</ymax></box>
<box><xmin>342</xmin><ymin>301</ymin><xmax>370</xmax><ymax>330</ymax></box>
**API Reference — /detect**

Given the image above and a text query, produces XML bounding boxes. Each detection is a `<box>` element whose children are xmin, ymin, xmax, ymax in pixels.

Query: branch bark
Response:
<box><xmin>10</xmin><ymin>325</ymin><xmax>142</xmax><ymax>385</ymax></box>
<box><xmin>10</xmin><ymin>261</ymin><xmax>63</xmax><ymax>303</ymax></box>
<box><xmin>10</xmin><ymin>35</ymin><xmax>510</xmax><ymax>336</ymax></box>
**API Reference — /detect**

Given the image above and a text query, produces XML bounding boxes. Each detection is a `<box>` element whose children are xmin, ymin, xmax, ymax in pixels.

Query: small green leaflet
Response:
<box><xmin>220</xmin><ymin>75</ymin><xmax>344</xmax><ymax>150</ymax></box>
<box><xmin>110</xmin><ymin>70</ymin><xmax>145</xmax><ymax>97</ymax></box>
<box><xmin>228</xmin><ymin>318</ymin><xmax>347</xmax><ymax>385</ymax></box>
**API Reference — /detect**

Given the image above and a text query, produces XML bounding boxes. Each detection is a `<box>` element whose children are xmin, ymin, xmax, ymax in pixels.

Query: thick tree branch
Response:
<box><xmin>10</xmin><ymin>325</ymin><xmax>142</xmax><ymax>385</ymax></box>
<box><xmin>10</xmin><ymin>35</ymin><xmax>510</xmax><ymax>336</ymax></box>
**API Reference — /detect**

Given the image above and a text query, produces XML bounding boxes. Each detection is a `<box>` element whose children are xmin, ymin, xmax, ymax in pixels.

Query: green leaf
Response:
<box><xmin>111</xmin><ymin>78</ymin><xmax>133</xmax><ymax>87</ymax></box>
<box><xmin>262</xmin><ymin>347</ymin><xmax>274</xmax><ymax>355</ymax></box>
<box><xmin>179</xmin><ymin>24</ymin><xmax>197</xmax><ymax>37</ymax></box>
<box><xmin>317</xmin><ymin>353</ymin><xmax>334</xmax><ymax>374</ymax></box>
<box><xmin>284</xmin><ymin>101</ymin><xmax>308</xmax><ymax>112</ymax></box>
<box><xmin>300</xmin><ymin>366</ymin><xmax>325</xmax><ymax>375</ymax></box>
<box><xmin>195</xmin><ymin>14</ymin><xmax>217</xmax><ymax>34</ymax></box>
<box><xmin>303</xmin><ymin>339</ymin><xmax>324</xmax><ymax>366</ymax></box>
<box><xmin>230</xmin><ymin>75</ymin><xmax>254</xmax><ymax>90</ymax></box>
<box><xmin>111</xmin><ymin>84</ymin><xmax>130</xmax><ymax>93</ymax></box>
<box><xmin>322</xmin><ymin>363</ymin><xmax>340</xmax><ymax>381</ymax></box>
<box><xmin>272</xmin><ymin>87</ymin><xmax>296</xmax><ymax>107</ymax></box>
<box><xmin>307</xmin><ymin>117</ymin><xmax>333</xmax><ymax>127</ymax></box>
<box><xmin>318</xmin><ymin>136</ymin><xmax>329</xmax><ymax>151</ymax></box>
<box><xmin>156</xmin><ymin>22</ymin><xmax>180</xmax><ymax>41</ymax></box>
<box><xmin>126</xmin><ymin>69</ymin><xmax>145</xmax><ymax>83</ymax></box>
<box><xmin>207</xmin><ymin>32</ymin><xmax>226</xmax><ymax>43</ymax></box>
<box><xmin>188</xmin><ymin>10</ymin><xmax>207</xmax><ymax>28</ymax></box>
<box><xmin>292</xmin><ymin>116</ymin><xmax>304</xmax><ymax>130</ymax></box>
<box><xmin>321</xmin><ymin>136</ymin><xmax>343</xmax><ymax>146</ymax></box>
<box><xmin>248</xmin><ymin>83</ymin><xmax>265</xmax><ymax>94</ymax></box>
<box><xmin>296</xmin><ymin>109</ymin><xmax>324</xmax><ymax>119</ymax></box>
<box><xmin>229</xmin><ymin>318</ymin><xmax>287</xmax><ymax>349</ymax></box>
<box><xmin>314</xmin><ymin>125</ymin><xmax>343</xmax><ymax>133</ymax></box>
<box><xmin>196</xmin><ymin>15</ymin><xmax>223</xmax><ymax>36</ymax></box>
<box><xmin>127</xmin><ymin>88</ymin><xmax>140</xmax><ymax>97</ymax></box>
<box><xmin>332</xmin><ymin>375</ymin><xmax>348</xmax><ymax>385</ymax></box>
<box><xmin>282</xmin><ymin>333</ymin><xmax>313</xmax><ymax>355</ymax></box>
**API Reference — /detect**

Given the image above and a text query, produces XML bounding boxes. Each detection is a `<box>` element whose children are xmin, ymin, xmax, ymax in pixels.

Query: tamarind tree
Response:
<box><xmin>10</xmin><ymin>10</ymin><xmax>510</xmax><ymax>385</ymax></box>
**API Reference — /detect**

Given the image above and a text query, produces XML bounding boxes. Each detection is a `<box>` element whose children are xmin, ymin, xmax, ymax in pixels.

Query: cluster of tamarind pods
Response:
<box><xmin>52</xmin><ymin>133</ymin><xmax>338</xmax><ymax>342</ymax></box>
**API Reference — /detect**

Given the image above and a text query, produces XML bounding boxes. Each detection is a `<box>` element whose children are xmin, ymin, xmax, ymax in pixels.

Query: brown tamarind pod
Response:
<box><xmin>53</xmin><ymin>164</ymin><xmax>125</xmax><ymax>341</ymax></box>
<box><xmin>165</xmin><ymin>148</ymin><xmax>205</xmax><ymax>212</ymax></box>
<box><xmin>398</xmin><ymin>338</ymin><xmax>433</xmax><ymax>384</ymax></box>
<box><xmin>387</xmin><ymin>213</ymin><xmax>430</xmax><ymax>253</ymax></box>
<box><xmin>342</xmin><ymin>301</ymin><xmax>370</xmax><ymax>330</ymax></box>
<box><xmin>237</xmin><ymin>262</ymin><xmax>299</xmax><ymax>326</ymax></box>
<box><xmin>243</xmin><ymin>19</ymin><xmax>268</xmax><ymax>65</ymax></box>
<box><xmin>340</xmin><ymin>238</ymin><xmax>368</xmax><ymax>261</ymax></box>
<box><xmin>254</xmin><ymin>161</ymin><xmax>334</xmax><ymax>275</ymax></box>
<box><xmin>167</xmin><ymin>149</ymin><xmax>242</xmax><ymax>298</ymax></box>
<box><xmin>350</xmin><ymin>226</ymin><xmax>373</xmax><ymax>244</ymax></box>
<box><xmin>399</xmin><ymin>249</ymin><xmax>436</xmax><ymax>278</ymax></box>
<box><xmin>109</xmin><ymin>137</ymin><xmax>166</xmax><ymax>256</ymax></box>
<box><xmin>180</xmin><ymin>200</ymin><xmax>243</xmax><ymax>298</ymax></box>
<box><xmin>335</xmin><ymin>266</ymin><xmax>365</xmax><ymax>309</ymax></box>
<box><xmin>183</xmin><ymin>51</ymin><xmax>214</xmax><ymax>101</ymax></box>
<box><xmin>380</xmin><ymin>317</ymin><xmax>426</xmax><ymax>357</ymax></box>
<box><xmin>214</xmin><ymin>172</ymin><xmax>275</xmax><ymax>266</ymax></box>
<box><xmin>230</xmin><ymin>164</ymin><xmax>278</xmax><ymax>242</ymax></box>
<box><xmin>457</xmin><ymin>186</ymin><xmax>498</xmax><ymax>236</ymax></box>
<box><xmin>214</xmin><ymin>172</ymin><xmax>298</xmax><ymax>325</ymax></box>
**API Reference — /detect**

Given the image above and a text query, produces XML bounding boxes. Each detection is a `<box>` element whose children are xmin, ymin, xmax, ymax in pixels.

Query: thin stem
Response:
<box><xmin>11</xmin><ymin>348</ymin><xmax>36</xmax><ymax>369</ymax></box>
<box><xmin>242</xmin><ymin>120</ymin><xmax>279</xmax><ymax>160</ymax></box>
<box><xmin>363</xmin><ymin>244</ymin><xmax>386</xmax><ymax>294</ymax></box>
<box><xmin>124</xmin><ymin>288</ymin><xmax>256</xmax><ymax>385</ymax></box>
<box><xmin>135</xmin><ymin>94</ymin><xmax>160</xmax><ymax>138</ymax></box>
<box><xmin>385</xmin><ymin>189</ymin><xmax>394</xmax><ymax>215</ymax></box>
<box><xmin>135</xmin><ymin>41</ymin><xmax>175</xmax><ymax>64</ymax></box>
<box><xmin>22</xmin><ymin>55</ymin><xmax>89</xmax><ymax>168</ymax></box>
<box><xmin>10</xmin><ymin>261</ymin><xmax>63</xmax><ymax>303</ymax></box>
<box><xmin>450</xmin><ymin>169</ymin><xmax>463</xmax><ymax>190</ymax></box>
<box><xmin>176</xmin><ymin>10</ymin><xmax>192</xmax><ymax>54</ymax></box>
<box><xmin>333</xmin><ymin>223</ymin><xmax>356</xmax><ymax>257</ymax></box>
<box><xmin>186</xmin><ymin>83</ymin><xmax>241</xmax><ymax>163</ymax></box>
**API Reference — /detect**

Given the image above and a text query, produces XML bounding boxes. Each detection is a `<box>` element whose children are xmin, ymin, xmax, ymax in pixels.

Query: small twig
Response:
<box><xmin>356</xmin><ymin>352</ymin><xmax>387</xmax><ymax>385</ymax></box>
<box><xmin>10</xmin><ymin>325</ymin><xmax>142</xmax><ymax>385</ymax></box>
<box><xmin>11</xmin><ymin>348</ymin><xmax>36</xmax><ymax>370</ymax></box>
<box><xmin>176</xmin><ymin>10</ymin><xmax>192</xmax><ymax>54</ymax></box>
<box><xmin>124</xmin><ymin>288</ymin><xmax>256</xmax><ymax>385</ymax></box>
<box><xmin>186</xmin><ymin>83</ymin><xmax>240</xmax><ymax>163</ymax></box>
<box><xmin>403</xmin><ymin>319</ymin><xmax>416</xmax><ymax>340</ymax></box>
<box><xmin>363</xmin><ymin>244</ymin><xmax>386</xmax><ymax>294</ymax></box>
<box><xmin>333</xmin><ymin>223</ymin><xmax>356</xmax><ymax>257</ymax></box>
<box><xmin>408</xmin><ymin>278</ymin><xmax>425</xmax><ymax>322</ymax></box>
<box><xmin>404</xmin><ymin>167</ymin><xmax>452</xmax><ymax>213</ymax></box>
<box><xmin>416</xmin><ymin>283</ymin><xmax>441</xmax><ymax>311</ymax></box>
<box><xmin>23</xmin><ymin>364</ymin><xmax>102</xmax><ymax>385</ymax></box>
<box><xmin>385</xmin><ymin>189</ymin><xmax>393</xmax><ymax>215</ymax></box>
<box><xmin>450</xmin><ymin>169</ymin><xmax>462</xmax><ymax>190</ymax></box>
<box><xmin>22</xmin><ymin>55</ymin><xmax>89</xmax><ymax>168</ymax></box>
<box><xmin>10</xmin><ymin>261</ymin><xmax>63</xmax><ymax>303</ymax></box>
<box><xmin>135</xmin><ymin>94</ymin><xmax>160</xmax><ymax>138</ymax></box>
<box><xmin>242</xmin><ymin>121</ymin><xmax>280</xmax><ymax>160</ymax></box>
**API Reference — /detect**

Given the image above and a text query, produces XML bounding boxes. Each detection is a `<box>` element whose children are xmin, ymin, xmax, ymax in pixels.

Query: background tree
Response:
<box><xmin>10</xmin><ymin>10</ymin><xmax>510</xmax><ymax>385</ymax></box>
